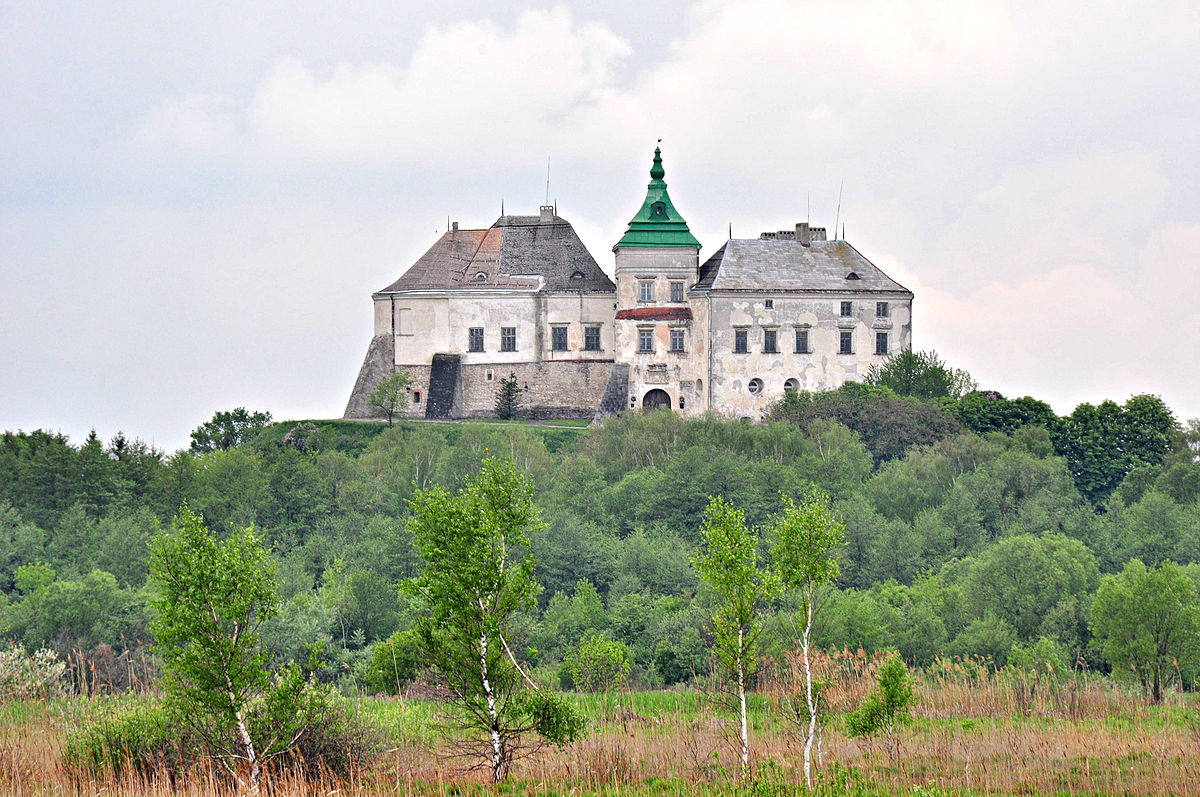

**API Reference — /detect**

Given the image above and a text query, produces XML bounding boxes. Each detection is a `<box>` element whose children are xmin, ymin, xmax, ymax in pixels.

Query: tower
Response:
<box><xmin>613</xmin><ymin>147</ymin><xmax>707</xmax><ymax>413</ymax></box>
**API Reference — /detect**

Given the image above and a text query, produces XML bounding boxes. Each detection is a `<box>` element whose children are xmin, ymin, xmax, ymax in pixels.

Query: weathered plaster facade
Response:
<box><xmin>344</xmin><ymin>150</ymin><xmax>914</xmax><ymax>422</ymax></box>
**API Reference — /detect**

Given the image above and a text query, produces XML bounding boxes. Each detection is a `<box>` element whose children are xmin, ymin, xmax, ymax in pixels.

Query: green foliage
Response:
<box><xmin>189</xmin><ymin>407</ymin><xmax>272</xmax><ymax>454</ymax></box>
<box><xmin>495</xmin><ymin>371</ymin><xmax>522</xmax><ymax>419</ymax></box>
<box><xmin>962</xmin><ymin>534</ymin><xmax>1098</xmax><ymax>643</ymax></box>
<box><xmin>770</xmin><ymin>488</ymin><xmax>844</xmax><ymax>594</ymax></box>
<box><xmin>368</xmin><ymin>370</ymin><xmax>412</xmax><ymax>426</ymax></box>
<box><xmin>768</xmin><ymin>381</ymin><xmax>963</xmax><ymax>464</ymax></box>
<box><xmin>1090</xmin><ymin>559</ymin><xmax>1200</xmax><ymax>701</ymax></box>
<box><xmin>864</xmin><ymin>349</ymin><xmax>977</xmax><ymax>400</ymax></box>
<box><xmin>514</xmin><ymin>689</ymin><xmax>586</xmax><ymax>747</ymax></box>
<box><xmin>692</xmin><ymin>497</ymin><xmax>780</xmax><ymax>685</ymax></box>
<box><xmin>1007</xmin><ymin>636</ymin><xmax>1070</xmax><ymax>676</ymax></box>
<box><xmin>361</xmin><ymin>628</ymin><xmax>424</xmax><ymax>695</ymax></box>
<box><xmin>62</xmin><ymin>700</ymin><xmax>189</xmax><ymax>778</ymax></box>
<box><xmin>956</xmin><ymin>390</ymin><xmax>1057</xmax><ymax>436</ymax></box>
<box><xmin>148</xmin><ymin>506</ymin><xmax>278</xmax><ymax>767</ymax></box>
<box><xmin>405</xmin><ymin>457</ymin><xmax>580</xmax><ymax>779</ymax></box>
<box><xmin>845</xmin><ymin>653</ymin><xmax>916</xmax><ymax>751</ymax></box>
<box><xmin>566</xmin><ymin>634</ymin><xmax>631</xmax><ymax>692</ymax></box>
<box><xmin>1053</xmin><ymin>395</ymin><xmax>1177</xmax><ymax>505</ymax></box>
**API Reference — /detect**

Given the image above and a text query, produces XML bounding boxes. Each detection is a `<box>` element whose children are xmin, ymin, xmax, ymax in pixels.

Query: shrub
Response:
<box><xmin>63</xmin><ymin>700</ymin><xmax>193</xmax><ymax>779</ymax></box>
<box><xmin>360</xmin><ymin>629</ymin><xmax>424</xmax><ymax>695</ymax></box>
<box><xmin>566</xmin><ymin>635</ymin><xmax>631</xmax><ymax>693</ymax></box>
<box><xmin>0</xmin><ymin>642</ymin><xmax>66</xmax><ymax>702</ymax></box>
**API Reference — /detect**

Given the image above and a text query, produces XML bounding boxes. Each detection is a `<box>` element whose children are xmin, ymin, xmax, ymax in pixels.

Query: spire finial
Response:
<box><xmin>650</xmin><ymin>143</ymin><xmax>665</xmax><ymax>181</ymax></box>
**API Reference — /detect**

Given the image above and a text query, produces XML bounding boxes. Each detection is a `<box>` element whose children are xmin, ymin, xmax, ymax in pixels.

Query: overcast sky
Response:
<box><xmin>3</xmin><ymin>0</ymin><xmax>1199</xmax><ymax>453</ymax></box>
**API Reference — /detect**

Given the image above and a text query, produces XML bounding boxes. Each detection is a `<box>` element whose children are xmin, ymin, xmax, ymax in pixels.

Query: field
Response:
<box><xmin>3</xmin><ymin>660</ymin><xmax>1198</xmax><ymax>796</ymax></box>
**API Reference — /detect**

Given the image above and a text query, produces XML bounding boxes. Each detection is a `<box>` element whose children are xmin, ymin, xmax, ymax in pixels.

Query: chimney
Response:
<box><xmin>451</xmin><ymin>221</ymin><xmax>458</xmax><ymax>232</ymax></box>
<box><xmin>539</xmin><ymin>205</ymin><xmax>555</xmax><ymax>223</ymax></box>
<box><xmin>796</xmin><ymin>222</ymin><xmax>811</xmax><ymax>244</ymax></box>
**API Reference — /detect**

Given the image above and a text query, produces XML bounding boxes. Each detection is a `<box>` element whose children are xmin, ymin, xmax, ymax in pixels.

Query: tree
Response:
<box><xmin>404</xmin><ymin>458</ymin><xmax>582</xmax><ymax>781</ymax></box>
<box><xmin>148</xmin><ymin>506</ymin><xmax>278</xmax><ymax>787</ymax></box>
<box><xmin>368</xmin><ymin>371</ymin><xmax>411</xmax><ymax>426</ymax></box>
<box><xmin>494</xmin><ymin>371</ymin><xmax>522</xmax><ymax>420</ymax></box>
<box><xmin>565</xmin><ymin>634</ymin><xmax>631</xmax><ymax>693</ymax></box>
<box><xmin>691</xmin><ymin>496</ymin><xmax>780</xmax><ymax>780</ymax></box>
<box><xmin>846</xmin><ymin>653</ymin><xmax>916</xmax><ymax>762</ymax></box>
<box><xmin>864</xmin><ymin>349</ymin><xmax>976</xmax><ymax>400</ymax></box>
<box><xmin>1090</xmin><ymin>559</ymin><xmax>1200</xmax><ymax>702</ymax></box>
<box><xmin>189</xmin><ymin>408</ymin><xmax>272</xmax><ymax>454</ymax></box>
<box><xmin>768</xmin><ymin>488</ymin><xmax>844</xmax><ymax>789</ymax></box>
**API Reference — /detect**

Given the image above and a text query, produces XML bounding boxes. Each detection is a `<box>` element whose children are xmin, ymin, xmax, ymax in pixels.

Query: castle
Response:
<box><xmin>344</xmin><ymin>148</ymin><xmax>913</xmax><ymax>422</ymax></box>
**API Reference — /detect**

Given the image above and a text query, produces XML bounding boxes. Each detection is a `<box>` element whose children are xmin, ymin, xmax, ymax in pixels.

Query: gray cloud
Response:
<box><xmin>3</xmin><ymin>0</ymin><xmax>1198</xmax><ymax>451</ymax></box>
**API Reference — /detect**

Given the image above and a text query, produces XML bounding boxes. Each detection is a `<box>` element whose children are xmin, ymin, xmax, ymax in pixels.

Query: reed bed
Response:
<box><xmin>2</xmin><ymin>658</ymin><xmax>1197</xmax><ymax>796</ymax></box>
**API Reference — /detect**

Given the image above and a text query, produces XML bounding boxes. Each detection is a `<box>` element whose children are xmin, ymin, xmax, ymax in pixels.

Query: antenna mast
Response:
<box><xmin>834</xmin><ymin>180</ymin><xmax>844</xmax><ymax>241</ymax></box>
<box><xmin>545</xmin><ymin>156</ymin><xmax>551</xmax><ymax>205</ymax></box>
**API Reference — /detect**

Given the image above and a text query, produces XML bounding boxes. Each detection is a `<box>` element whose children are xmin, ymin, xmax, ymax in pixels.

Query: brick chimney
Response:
<box><xmin>539</xmin><ymin>205</ymin><xmax>555</xmax><ymax>223</ymax></box>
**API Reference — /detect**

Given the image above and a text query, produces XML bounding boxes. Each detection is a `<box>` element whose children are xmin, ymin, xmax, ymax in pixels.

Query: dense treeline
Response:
<box><xmin>2</xmin><ymin>374</ymin><xmax>1199</xmax><ymax>695</ymax></box>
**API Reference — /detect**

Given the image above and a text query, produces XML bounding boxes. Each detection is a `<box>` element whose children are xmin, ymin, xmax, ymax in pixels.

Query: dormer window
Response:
<box><xmin>845</xmin><ymin>272</ymin><xmax>860</xmax><ymax>280</ymax></box>
<box><xmin>474</xmin><ymin>272</ymin><xmax>488</xmax><ymax>282</ymax></box>
<box><xmin>571</xmin><ymin>270</ymin><xmax>585</xmax><ymax>280</ymax></box>
<box><xmin>651</xmin><ymin>202</ymin><xmax>668</xmax><ymax>219</ymax></box>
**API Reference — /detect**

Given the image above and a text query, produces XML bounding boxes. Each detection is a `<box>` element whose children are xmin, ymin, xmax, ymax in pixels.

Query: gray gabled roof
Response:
<box><xmin>693</xmin><ymin>238</ymin><xmax>912</xmax><ymax>295</ymax></box>
<box><xmin>377</xmin><ymin>214</ymin><xmax>615</xmax><ymax>294</ymax></box>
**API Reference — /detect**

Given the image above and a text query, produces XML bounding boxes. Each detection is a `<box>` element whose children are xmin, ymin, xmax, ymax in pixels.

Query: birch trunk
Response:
<box><xmin>738</xmin><ymin>626</ymin><xmax>749</xmax><ymax>780</ymax></box>
<box><xmin>802</xmin><ymin>581</ymin><xmax>816</xmax><ymax>791</ymax></box>
<box><xmin>480</xmin><ymin>631</ymin><xmax>504</xmax><ymax>782</ymax></box>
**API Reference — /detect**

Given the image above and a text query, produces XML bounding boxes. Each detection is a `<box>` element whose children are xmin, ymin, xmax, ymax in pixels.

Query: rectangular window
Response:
<box><xmin>669</xmin><ymin>328</ymin><xmax>685</xmax><ymax>352</ymax></box>
<box><xmin>584</xmin><ymin>325</ymin><xmax>601</xmax><ymax>351</ymax></box>
<box><xmin>734</xmin><ymin>328</ymin><xmax>748</xmax><ymax>354</ymax></box>
<box><xmin>840</xmin><ymin>300</ymin><xmax>853</xmax><ymax>317</ymax></box>
<box><xmin>763</xmin><ymin>329</ymin><xmax>778</xmax><ymax>353</ymax></box>
<box><xmin>551</xmin><ymin>325</ymin><xmax>568</xmax><ymax>351</ymax></box>
<box><xmin>501</xmin><ymin>327</ymin><xmax>517</xmax><ymax>352</ymax></box>
<box><xmin>670</xmin><ymin>281</ymin><xmax>684</xmax><ymax>302</ymax></box>
<box><xmin>468</xmin><ymin>327</ymin><xmax>484</xmax><ymax>352</ymax></box>
<box><xmin>839</xmin><ymin>329</ymin><xmax>853</xmax><ymax>354</ymax></box>
<box><xmin>764</xmin><ymin>299</ymin><xmax>774</xmax><ymax>310</ymax></box>
<box><xmin>639</xmin><ymin>280</ymin><xmax>655</xmax><ymax>302</ymax></box>
<box><xmin>876</xmin><ymin>301</ymin><xmax>889</xmax><ymax>318</ymax></box>
<box><xmin>876</xmin><ymin>331</ymin><xmax>889</xmax><ymax>355</ymax></box>
<box><xmin>795</xmin><ymin>329</ymin><xmax>809</xmax><ymax>354</ymax></box>
<box><xmin>638</xmin><ymin>327</ymin><xmax>654</xmax><ymax>353</ymax></box>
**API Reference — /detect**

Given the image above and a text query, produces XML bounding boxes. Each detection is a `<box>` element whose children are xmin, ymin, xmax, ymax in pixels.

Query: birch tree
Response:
<box><xmin>692</xmin><ymin>496</ymin><xmax>780</xmax><ymax>780</ymax></box>
<box><xmin>769</xmin><ymin>488</ymin><xmax>844</xmax><ymax>790</ymax></box>
<box><xmin>405</xmin><ymin>457</ymin><xmax>581</xmax><ymax>782</ymax></box>
<box><xmin>148</xmin><ymin>505</ymin><xmax>278</xmax><ymax>789</ymax></box>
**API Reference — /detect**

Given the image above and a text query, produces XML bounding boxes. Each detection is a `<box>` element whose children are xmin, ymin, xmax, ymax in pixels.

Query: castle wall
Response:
<box><xmin>458</xmin><ymin>360</ymin><xmax>615</xmax><ymax>419</ymax></box>
<box><xmin>707</xmin><ymin>293</ymin><xmax>913</xmax><ymax>418</ymax></box>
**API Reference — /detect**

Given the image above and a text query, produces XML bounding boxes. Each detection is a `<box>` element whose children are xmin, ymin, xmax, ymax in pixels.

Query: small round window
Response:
<box><xmin>748</xmin><ymin>378</ymin><xmax>763</xmax><ymax>395</ymax></box>
<box><xmin>784</xmin><ymin>378</ymin><xmax>799</xmax><ymax>392</ymax></box>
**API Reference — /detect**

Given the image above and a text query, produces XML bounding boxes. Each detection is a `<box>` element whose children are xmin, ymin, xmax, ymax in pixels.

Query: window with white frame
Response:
<box><xmin>669</xmin><ymin>328</ymin><xmax>685</xmax><ymax>352</ymax></box>
<box><xmin>638</xmin><ymin>327</ymin><xmax>654</xmax><ymax>352</ymax></box>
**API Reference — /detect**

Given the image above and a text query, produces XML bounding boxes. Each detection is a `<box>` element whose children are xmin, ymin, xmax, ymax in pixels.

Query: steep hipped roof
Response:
<box><xmin>377</xmin><ymin>214</ymin><xmax>615</xmax><ymax>294</ymax></box>
<box><xmin>615</xmin><ymin>147</ymin><xmax>701</xmax><ymax>249</ymax></box>
<box><xmin>693</xmin><ymin>238</ymin><xmax>912</xmax><ymax>294</ymax></box>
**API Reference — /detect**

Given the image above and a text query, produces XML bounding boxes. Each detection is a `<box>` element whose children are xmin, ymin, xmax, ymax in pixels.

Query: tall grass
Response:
<box><xmin>3</xmin><ymin>663</ymin><xmax>1198</xmax><ymax>795</ymax></box>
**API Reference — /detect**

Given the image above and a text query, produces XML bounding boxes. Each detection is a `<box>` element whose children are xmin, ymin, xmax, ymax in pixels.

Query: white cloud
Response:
<box><xmin>135</xmin><ymin>93</ymin><xmax>238</xmax><ymax>150</ymax></box>
<box><xmin>245</xmin><ymin>6</ymin><xmax>631</xmax><ymax>163</ymax></box>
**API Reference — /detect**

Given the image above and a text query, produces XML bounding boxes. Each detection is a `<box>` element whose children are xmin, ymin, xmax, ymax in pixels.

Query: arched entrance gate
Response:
<box><xmin>642</xmin><ymin>389</ymin><xmax>672</xmax><ymax>410</ymax></box>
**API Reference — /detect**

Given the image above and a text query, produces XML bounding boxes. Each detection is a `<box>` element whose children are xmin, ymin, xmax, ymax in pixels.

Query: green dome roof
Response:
<box><xmin>615</xmin><ymin>147</ymin><xmax>701</xmax><ymax>249</ymax></box>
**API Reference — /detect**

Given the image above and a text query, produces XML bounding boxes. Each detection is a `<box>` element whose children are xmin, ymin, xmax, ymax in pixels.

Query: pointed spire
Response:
<box><xmin>650</xmin><ymin>146</ymin><xmax>665</xmax><ymax>181</ymax></box>
<box><xmin>615</xmin><ymin>145</ymin><xmax>700</xmax><ymax>249</ymax></box>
